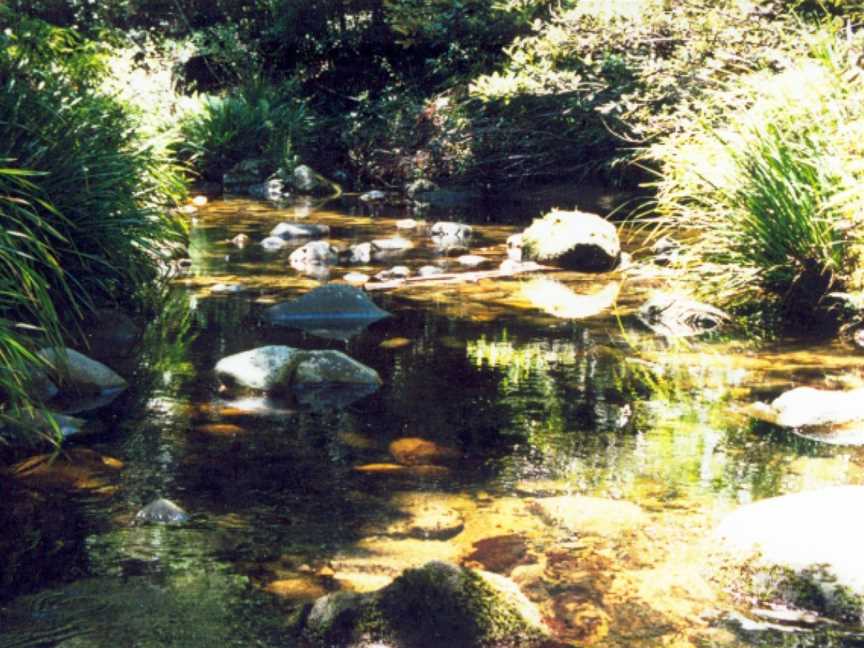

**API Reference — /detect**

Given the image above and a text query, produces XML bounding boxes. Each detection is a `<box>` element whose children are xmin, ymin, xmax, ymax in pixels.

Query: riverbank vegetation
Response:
<box><xmin>3</xmin><ymin>0</ymin><xmax>864</xmax><ymax>444</ymax></box>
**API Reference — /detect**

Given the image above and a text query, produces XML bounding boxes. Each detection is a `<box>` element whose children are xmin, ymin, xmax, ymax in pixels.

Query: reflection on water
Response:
<box><xmin>3</xmin><ymin>193</ymin><xmax>864</xmax><ymax>646</ymax></box>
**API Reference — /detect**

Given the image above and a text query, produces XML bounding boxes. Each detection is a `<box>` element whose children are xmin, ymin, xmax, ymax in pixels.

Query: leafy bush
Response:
<box><xmin>177</xmin><ymin>80</ymin><xmax>313</xmax><ymax>181</ymax></box>
<box><xmin>453</xmin><ymin>0</ymin><xmax>800</xmax><ymax>186</ymax></box>
<box><xmin>0</xmin><ymin>13</ymin><xmax>187</xmax><ymax>444</ymax></box>
<box><xmin>649</xmin><ymin>28</ymin><xmax>864</xmax><ymax>325</ymax></box>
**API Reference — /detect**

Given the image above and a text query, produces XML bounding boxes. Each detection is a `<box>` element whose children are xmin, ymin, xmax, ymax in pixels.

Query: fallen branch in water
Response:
<box><xmin>364</xmin><ymin>262</ymin><xmax>555</xmax><ymax>291</ymax></box>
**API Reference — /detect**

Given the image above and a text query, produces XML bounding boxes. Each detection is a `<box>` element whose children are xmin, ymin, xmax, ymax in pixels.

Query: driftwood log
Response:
<box><xmin>364</xmin><ymin>263</ymin><xmax>554</xmax><ymax>291</ymax></box>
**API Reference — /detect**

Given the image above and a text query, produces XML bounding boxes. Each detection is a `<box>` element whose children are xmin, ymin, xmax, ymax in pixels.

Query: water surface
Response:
<box><xmin>3</xmin><ymin>192</ymin><xmax>864</xmax><ymax>647</ymax></box>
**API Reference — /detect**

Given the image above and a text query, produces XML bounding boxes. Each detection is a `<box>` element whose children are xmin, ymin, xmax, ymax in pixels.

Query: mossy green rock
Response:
<box><xmin>520</xmin><ymin>209</ymin><xmax>620</xmax><ymax>271</ymax></box>
<box><xmin>301</xmin><ymin>561</ymin><xmax>546</xmax><ymax>647</ymax></box>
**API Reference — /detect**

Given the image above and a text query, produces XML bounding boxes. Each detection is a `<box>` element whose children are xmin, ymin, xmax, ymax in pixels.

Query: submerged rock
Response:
<box><xmin>37</xmin><ymin>347</ymin><xmax>128</xmax><ymax>397</ymax></box>
<box><xmin>747</xmin><ymin>386</ymin><xmax>864</xmax><ymax>429</ymax></box>
<box><xmin>520</xmin><ymin>209</ymin><xmax>620</xmax><ymax>271</ymax></box>
<box><xmin>385</xmin><ymin>497</ymin><xmax>465</xmax><ymax>540</ymax></box>
<box><xmin>270</xmin><ymin>222</ymin><xmax>330</xmax><ymax>239</ymax></box>
<box><xmin>300</xmin><ymin>561</ymin><xmax>546</xmax><ymax>647</ymax></box>
<box><xmin>457</xmin><ymin>254</ymin><xmax>488</xmax><ymax>268</ymax></box>
<box><xmin>418</xmin><ymin>265</ymin><xmax>444</xmax><ymax>277</ymax></box>
<box><xmin>529</xmin><ymin>495</ymin><xmax>646</xmax><ymax>537</ymax></box>
<box><xmin>389</xmin><ymin>437</ymin><xmax>461</xmax><ymax>465</ymax></box>
<box><xmin>264</xmin><ymin>285</ymin><xmax>390</xmax><ymax>340</ymax></box>
<box><xmin>637</xmin><ymin>292</ymin><xmax>729</xmax><ymax>338</ymax></box>
<box><xmin>342</xmin><ymin>242</ymin><xmax>374</xmax><ymax>265</ymax></box>
<box><xmin>135</xmin><ymin>498</ymin><xmax>190</xmax><ymax>526</ymax></box>
<box><xmin>716</xmin><ymin>486</ymin><xmax>864</xmax><ymax>624</ymax></box>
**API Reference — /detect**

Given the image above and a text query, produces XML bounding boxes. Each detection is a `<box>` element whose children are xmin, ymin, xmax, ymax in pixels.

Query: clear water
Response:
<box><xmin>3</xmin><ymin>192</ymin><xmax>864</xmax><ymax>647</ymax></box>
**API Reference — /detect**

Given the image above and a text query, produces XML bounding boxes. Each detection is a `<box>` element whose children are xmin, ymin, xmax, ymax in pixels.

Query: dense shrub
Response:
<box><xmin>177</xmin><ymin>80</ymin><xmax>314</xmax><ymax>182</ymax></box>
<box><xmin>0</xmin><ymin>13</ymin><xmax>187</xmax><ymax>443</ymax></box>
<box><xmin>447</xmin><ymin>0</ymin><xmax>801</xmax><ymax>186</ymax></box>
<box><xmin>649</xmin><ymin>28</ymin><xmax>864</xmax><ymax>325</ymax></box>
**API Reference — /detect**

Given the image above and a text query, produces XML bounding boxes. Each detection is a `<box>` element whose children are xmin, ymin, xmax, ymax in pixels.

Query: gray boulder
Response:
<box><xmin>37</xmin><ymin>347</ymin><xmax>128</xmax><ymax>396</ymax></box>
<box><xmin>520</xmin><ymin>209</ymin><xmax>620</xmax><ymax>271</ymax></box>
<box><xmin>215</xmin><ymin>345</ymin><xmax>381</xmax><ymax>394</ymax></box>
<box><xmin>135</xmin><ymin>498</ymin><xmax>190</xmax><ymax>525</ymax></box>
<box><xmin>637</xmin><ymin>292</ymin><xmax>729</xmax><ymax>338</ymax></box>
<box><xmin>288</xmin><ymin>165</ymin><xmax>336</xmax><ymax>197</ymax></box>
<box><xmin>290</xmin><ymin>241</ymin><xmax>340</xmax><ymax>267</ymax></box>
<box><xmin>264</xmin><ymin>285</ymin><xmax>390</xmax><ymax>341</ymax></box>
<box><xmin>342</xmin><ymin>242</ymin><xmax>373</xmax><ymax>265</ymax></box>
<box><xmin>270</xmin><ymin>222</ymin><xmax>330</xmax><ymax>239</ymax></box>
<box><xmin>716</xmin><ymin>486</ymin><xmax>864</xmax><ymax>624</ymax></box>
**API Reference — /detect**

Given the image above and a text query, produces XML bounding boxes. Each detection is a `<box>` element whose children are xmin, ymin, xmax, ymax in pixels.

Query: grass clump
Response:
<box><xmin>649</xmin><ymin>28</ymin><xmax>864</xmax><ymax>328</ymax></box>
<box><xmin>177</xmin><ymin>79</ymin><xmax>314</xmax><ymax>182</ymax></box>
<box><xmin>0</xmin><ymin>12</ymin><xmax>187</xmax><ymax>445</ymax></box>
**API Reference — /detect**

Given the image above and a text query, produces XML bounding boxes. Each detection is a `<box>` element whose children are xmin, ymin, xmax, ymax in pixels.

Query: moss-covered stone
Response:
<box><xmin>520</xmin><ymin>209</ymin><xmax>620</xmax><ymax>272</ymax></box>
<box><xmin>299</xmin><ymin>561</ymin><xmax>547</xmax><ymax>648</ymax></box>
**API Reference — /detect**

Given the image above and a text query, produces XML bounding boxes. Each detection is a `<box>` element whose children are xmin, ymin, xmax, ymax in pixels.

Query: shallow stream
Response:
<box><xmin>3</xmin><ymin>191</ymin><xmax>864</xmax><ymax>647</ymax></box>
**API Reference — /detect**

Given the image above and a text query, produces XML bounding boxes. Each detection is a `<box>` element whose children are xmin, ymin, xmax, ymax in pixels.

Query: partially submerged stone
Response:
<box><xmin>520</xmin><ymin>209</ymin><xmax>620</xmax><ymax>271</ymax></box>
<box><xmin>288</xmin><ymin>164</ymin><xmax>336</xmax><ymax>196</ymax></box>
<box><xmin>135</xmin><ymin>498</ymin><xmax>190</xmax><ymax>525</ymax></box>
<box><xmin>385</xmin><ymin>499</ymin><xmax>465</xmax><ymax>540</ymax></box>
<box><xmin>264</xmin><ymin>285</ymin><xmax>390</xmax><ymax>340</ymax></box>
<box><xmin>231</xmin><ymin>233</ymin><xmax>251</xmax><ymax>247</ymax></box>
<box><xmin>249</xmin><ymin>178</ymin><xmax>287</xmax><ymax>201</ymax></box>
<box><xmin>260</xmin><ymin>236</ymin><xmax>288</xmax><ymax>251</ymax></box>
<box><xmin>430</xmin><ymin>221</ymin><xmax>472</xmax><ymax>241</ymax></box>
<box><xmin>716</xmin><ymin>486</ymin><xmax>864</xmax><ymax>623</ymax></box>
<box><xmin>210</xmin><ymin>283</ymin><xmax>248</xmax><ymax>294</ymax></box>
<box><xmin>360</xmin><ymin>190</ymin><xmax>387</xmax><ymax>202</ymax></box>
<box><xmin>289</xmin><ymin>240</ymin><xmax>339</xmax><ymax>266</ymax></box>
<box><xmin>637</xmin><ymin>292</ymin><xmax>729</xmax><ymax>338</ymax></box>
<box><xmin>343</xmin><ymin>272</ymin><xmax>370</xmax><ymax>285</ymax></box>
<box><xmin>299</xmin><ymin>561</ymin><xmax>546</xmax><ymax>647</ymax></box>
<box><xmin>270</xmin><ymin>222</ymin><xmax>330</xmax><ymax>239</ymax></box>
<box><xmin>457</xmin><ymin>254</ymin><xmax>488</xmax><ymax>267</ymax></box>
<box><xmin>747</xmin><ymin>386</ymin><xmax>864</xmax><ymax>429</ymax></box>
<box><xmin>37</xmin><ymin>347</ymin><xmax>128</xmax><ymax>397</ymax></box>
<box><xmin>215</xmin><ymin>345</ymin><xmax>382</xmax><ymax>394</ymax></box>
<box><xmin>418</xmin><ymin>265</ymin><xmax>444</xmax><ymax>277</ymax></box>
<box><xmin>529</xmin><ymin>495</ymin><xmax>646</xmax><ymax>537</ymax></box>
<box><xmin>375</xmin><ymin>266</ymin><xmax>411</xmax><ymax>281</ymax></box>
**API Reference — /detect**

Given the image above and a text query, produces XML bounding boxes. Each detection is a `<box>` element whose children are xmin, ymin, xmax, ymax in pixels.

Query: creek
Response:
<box><xmin>2</xmin><ymin>191</ymin><xmax>864</xmax><ymax>647</ymax></box>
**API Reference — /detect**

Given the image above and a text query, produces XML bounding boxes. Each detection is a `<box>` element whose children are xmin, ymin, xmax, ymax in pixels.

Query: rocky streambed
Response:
<box><xmin>4</xmin><ymin>191</ymin><xmax>864</xmax><ymax>647</ymax></box>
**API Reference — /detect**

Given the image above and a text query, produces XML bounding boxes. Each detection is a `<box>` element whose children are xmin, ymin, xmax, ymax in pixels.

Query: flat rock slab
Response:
<box><xmin>716</xmin><ymin>486</ymin><xmax>864</xmax><ymax>613</ymax></box>
<box><xmin>748</xmin><ymin>386</ymin><xmax>864</xmax><ymax>429</ymax></box>
<box><xmin>529</xmin><ymin>495</ymin><xmax>646</xmax><ymax>537</ymax></box>
<box><xmin>386</xmin><ymin>497</ymin><xmax>465</xmax><ymax>540</ymax></box>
